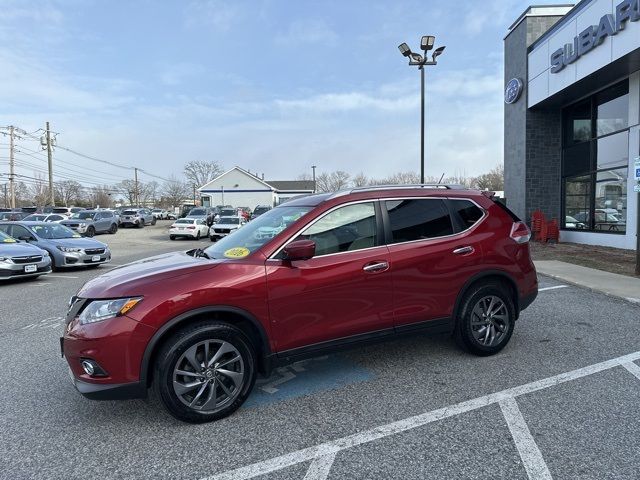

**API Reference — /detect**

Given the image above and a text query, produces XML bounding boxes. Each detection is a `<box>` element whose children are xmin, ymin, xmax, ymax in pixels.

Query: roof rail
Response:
<box><xmin>350</xmin><ymin>183</ymin><xmax>466</xmax><ymax>193</ymax></box>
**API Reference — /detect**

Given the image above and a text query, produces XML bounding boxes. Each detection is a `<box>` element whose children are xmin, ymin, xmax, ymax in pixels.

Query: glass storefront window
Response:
<box><xmin>561</xmin><ymin>80</ymin><xmax>629</xmax><ymax>234</ymax></box>
<box><xmin>564</xmin><ymin>175</ymin><xmax>591</xmax><ymax>229</ymax></box>
<box><xmin>596</xmin><ymin>83</ymin><xmax>629</xmax><ymax>136</ymax></box>
<box><xmin>595</xmin><ymin>168</ymin><xmax>627</xmax><ymax>233</ymax></box>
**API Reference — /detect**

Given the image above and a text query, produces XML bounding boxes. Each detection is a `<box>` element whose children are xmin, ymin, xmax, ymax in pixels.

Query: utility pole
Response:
<box><xmin>45</xmin><ymin>122</ymin><xmax>54</xmax><ymax>206</ymax></box>
<box><xmin>134</xmin><ymin>167</ymin><xmax>139</xmax><ymax>206</ymax></box>
<box><xmin>312</xmin><ymin>165</ymin><xmax>317</xmax><ymax>193</ymax></box>
<box><xmin>8</xmin><ymin>125</ymin><xmax>15</xmax><ymax>208</ymax></box>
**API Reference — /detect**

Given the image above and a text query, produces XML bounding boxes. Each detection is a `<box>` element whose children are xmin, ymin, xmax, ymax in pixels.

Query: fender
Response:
<box><xmin>139</xmin><ymin>305</ymin><xmax>272</xmax><ymax>386</ymax></box>
<box><xmin>452</xmin><ymin>269</ymin><xmax>520</xmax><ymax>321</ymax></box>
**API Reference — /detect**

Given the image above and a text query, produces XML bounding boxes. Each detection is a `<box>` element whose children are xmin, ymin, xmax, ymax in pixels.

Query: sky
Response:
<box><xmin>0</xmin><ymin>0</ymin><xmax>545</xmax><ymax>188</ymax></box>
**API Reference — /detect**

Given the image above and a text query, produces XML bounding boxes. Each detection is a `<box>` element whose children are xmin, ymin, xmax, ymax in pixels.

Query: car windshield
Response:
<box><xmin>24</xmin><ymin>214</ymin><xmax>46</xmax><ymax>221</ymax></box>
<box><xmin>254</xmin><ymin>207</ymin><xmax>269</xmax><ymax>214</ymax></box>
<box><xmin>219</xmin><ymin>217</ymin><xmax>240</xmax><ymax>225</ymax></box>
<box><xmin>175</xmin><ymin>219</ymin><xmax>193</xmax><ymax>224</ymax></box>
<box><xmin>189</xmin><ymin>208</ymin><xmax>206</xmax><ymax>216</ymax></box>
<box><xmin>52</xmin><ymin>208</ymin><xmax>69</xmax><ymax>214</ymax></box>
<box><xmin>71</xmin><ymin>212</ymin><xmax>95</xmax><ymax>220</ymax></box>
<box><xmin>28</xmin><ymin>223</ymin><xmax>78</xmax><ymax>239</ymax></box>
<box><xmin>123</xmin><ymin>210</ymin><xmax>138</xmax><ymax>215</ymax></box>
<box><xmin>204</xmin><ymin>206</ymin><xmax>312</xmax><ymax>259</ymax></box>
<box><xmin>0</xmin><ymin>230</ymin><xmax>16</xmax><ymax>243</ymax></box>
<box><xmin>220</xmin><ymin>209</ymin><xmax>235</xmax><ymax>216</ymax></box>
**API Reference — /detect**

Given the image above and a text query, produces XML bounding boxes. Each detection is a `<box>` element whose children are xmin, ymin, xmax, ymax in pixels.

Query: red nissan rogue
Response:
<box><xmin>61</xmin><ymin>185</ymin><xmax>537</xmax><ymax>423</ymax></box>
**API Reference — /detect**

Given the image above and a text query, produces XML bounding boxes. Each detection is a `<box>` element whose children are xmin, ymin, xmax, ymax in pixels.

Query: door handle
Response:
<box><xmin>363</xmin><ymin>261</ymin><xmax>389</xmax><ymax>273</ymax></box>
<box><xmin>452</xmin><ymin>246</ymin><xmax>474</xmax><ymax>255</ymax></box>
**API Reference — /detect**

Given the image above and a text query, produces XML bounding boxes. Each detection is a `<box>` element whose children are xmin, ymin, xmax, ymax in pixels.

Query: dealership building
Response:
<box><xmin>505</xmin><ymin>0</ymin><xmax>640</xmax><ymax>249</ymax></box>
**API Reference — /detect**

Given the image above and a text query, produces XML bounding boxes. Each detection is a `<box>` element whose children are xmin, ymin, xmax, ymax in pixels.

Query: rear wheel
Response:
<box><xmin>454</xmin><ymin>282</ymin><xmax>515</xmax><ymax>356</ymax></box>
<box><xmin>151</xmin><ymin>218</ymin><xmax>157</xmax><ymax>226</ymax></box>
<box><xmin>138</xmin><ymin>221</ymin><xmax>144</xmax><ymax>229</ymax></box>
<box><xmin>154</xmin><ymin>322</ymin><xmax>256</xmax><ymax>423</ymax></box>
<box><xmin>170</xmin><ymin>235</ymin><xmax>176</xmax><ymax>241</ymax></box>
<box><xmin>109</xmin><ymin>224</ymin><xmax>118</xmax><ymax>234</ymax></box>
<box><xmin>196</xmin><ymin>231</ymin><xmax>201</xmax><ymax>240</ymax></box>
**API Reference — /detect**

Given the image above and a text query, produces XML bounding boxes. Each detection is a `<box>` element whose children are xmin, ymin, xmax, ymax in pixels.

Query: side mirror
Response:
<box><xmin>18</xmin><ymin>236</ymin><xmax>32</xmax><ymax>242</ymax></box>
<box><xmin>283</xmin><ymin>239</ymin><xmax>316</xmax><ymax>261</ymax></box>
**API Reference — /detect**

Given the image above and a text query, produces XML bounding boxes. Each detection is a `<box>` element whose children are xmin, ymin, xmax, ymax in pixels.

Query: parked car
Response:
<box><xmin>0</xmin><ymin>229</ymin><xmax>52</xmax><ymax>281</ymax></box>
<box><xmin>23</xmin><ymin>214</ymin><xmax>67</xmax><ymax>223</ymax></box>
<box><xmin>565</xmin><ymin>215</ymin><xmax>586</xmax><ymax>229</ymax></box>
<box><xmin>169</xmin><ymin>218</ymin><xmax>210</xmax><ymax>240</ymax></box>
<box><xmin>209</xmin><ymin>216</ymin><xmax>246</xmax><ymax>241</ymax></box>
<box><xmin>0</xmin><ymin>211</ymin><xmax>31</xmax><ymax>221</ymax></box>
<box><xmin>0</xmin><ymin>222</ymin><xmax>111</xmax><ymax>270</ymax></box>
<box><xmin>152</xmin><ymin>209</ymin><xmax>168</xmax><ymax>220</ymax></box>
<box><xmin>60</xmin><ymin>210</ymin><xmax>118</xmax><ymax>237</ymax></box>
<box><xmin>237</xmin><ymin>207</ymin><xmax>252</xmax><ymax>221</ymax></box>
<box><xmin>51</xmin><ymin>207</ymin><xmax>85</xmax><ymax>218</ymax></box>
<box><xmin>120</xmin><ymin>208</ymin><xmax>156</xmax><ymax>228</ymax></box>
<box><xmin>167</xmin><ymin>211</ymin><xmax>177</xmax><ymax>220</ymax></box>
<box><xmin>61</xmin><ymin>186</ymin><xmax>537</xmax><ymax>423</ymax></box>
<box><xmin>251</xmin><ymin>205</ymin><xmax>272</xmax><ymax>220</ymax></box>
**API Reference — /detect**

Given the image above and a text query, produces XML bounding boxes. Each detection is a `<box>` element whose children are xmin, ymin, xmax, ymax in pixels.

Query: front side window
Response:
<box><xmin>385</xmin><ymin>199</ymin><xmax>453</xmax><ymax>243</ymax></box>
<box><xmin>293</xmin><ymin>202</ymin><xmax>378</xmax><ymax>256</ymax></box>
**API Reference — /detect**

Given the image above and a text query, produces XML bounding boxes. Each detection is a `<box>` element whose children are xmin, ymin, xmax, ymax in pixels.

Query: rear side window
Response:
<box><xmin>450</xmin><ymin>199</ymin><xmax>484</xmax><ymax>229</ymax></box>
<box><xmin>385</xmin><ymin>199</ymin><xmax>453</xmax><ymax>243</ymax></box>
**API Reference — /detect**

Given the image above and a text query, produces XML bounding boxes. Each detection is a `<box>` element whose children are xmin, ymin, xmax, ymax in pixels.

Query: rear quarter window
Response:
<box><xmin>449</xmin><ymin>199</ymin><xmax>484</xmax><ymax>229</ymax></box>
<box><xmin>385</xmin><ymin>199</ymin><xmax>453</xmax><ymax>243</ymax></box>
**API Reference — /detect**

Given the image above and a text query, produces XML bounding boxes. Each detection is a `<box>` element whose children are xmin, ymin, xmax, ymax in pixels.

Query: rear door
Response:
<box><xmin>384</xmin><ymin>197</ymin><xmax>485</xmax><ymax>330</ymax></box>
<box><xmin>266</xmin><ymin>201</ymin><xmax>394</xmax><ymax>352</ymax></box>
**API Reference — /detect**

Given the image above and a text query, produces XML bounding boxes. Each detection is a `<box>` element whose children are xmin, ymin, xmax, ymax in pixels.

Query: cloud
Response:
<box><xmin>275</xmin><ymin>92</ymin><xmax>417</xmax><ymax>113</ymax></box>
<box><xmin>461</xmin><ymin>0</ymin><xmax>522</xmax><ymax>35</ymax></box>
<box><xmin>159</xmin><ymin>63</ymin><xmax>206</xmax><ymax>86</ymax></box>
<box><xmin>275</xmin><ymin>19</ymin><xmax>338</xmax><ymax>46</ymax></box>
<box><xmin>183</xmin><ymin>0</ymin><xmax>240</xmax><ymax>31</ymax></box>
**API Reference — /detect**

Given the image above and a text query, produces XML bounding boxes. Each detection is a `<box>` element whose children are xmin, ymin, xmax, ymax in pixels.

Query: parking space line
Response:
<box><xmin>538</xmin><ymin>285</ymin><xmax>568</xmax><ymax>292</ymax></box>
<box><xmin>202</xmin><ymin>349</ymin><xmax>640</xmax><ymax>480</ymax></box>
<box><xmin>45</xmin><ymin>275</ymin><xmax>79</xmax><ymax>279</ymax></box>
<box><xmin>302</xmin><ymin>452</ymin><xmax>337</xmax><ymax>480</ymax></box>
<box><xmin>621</xmin><ymin>362</ymin><xmax>640</xmax><ymax>381</ymax></box>
<box><xmin>499</xmin><ymin>398</ymin><xmax>552</xmax><ymax>480</ymax></box>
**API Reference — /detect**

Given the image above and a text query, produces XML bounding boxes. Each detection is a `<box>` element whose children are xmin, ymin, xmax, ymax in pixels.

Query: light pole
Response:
<box><xmin>398</xmin><ymin>36</ymin><xmax>445</xmax><ymax>184</ymax></box>
<box><xmin>312</xmin><ymin>165</ymin><xmax>317</xmax><ymax>193</ymax></box>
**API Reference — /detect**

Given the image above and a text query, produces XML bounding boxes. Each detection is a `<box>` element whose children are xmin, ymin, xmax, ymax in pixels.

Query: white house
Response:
<box><xmin>198</xmin><ymin>166</ymin><xmax>315</xmax><ymax>209</ymax></box>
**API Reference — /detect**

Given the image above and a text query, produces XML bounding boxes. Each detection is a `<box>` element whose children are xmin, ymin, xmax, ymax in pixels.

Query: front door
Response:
<box><xmin>266</xmin><ymin>201</ymin><xmax>394</xmax><ymax>353</ymax></box>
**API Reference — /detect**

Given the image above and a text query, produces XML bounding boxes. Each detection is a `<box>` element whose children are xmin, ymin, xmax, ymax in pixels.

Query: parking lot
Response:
<box><xmin>1</xmin><ymin>223</ymin><xmax>639</xmax><ymax>480</ymax></box>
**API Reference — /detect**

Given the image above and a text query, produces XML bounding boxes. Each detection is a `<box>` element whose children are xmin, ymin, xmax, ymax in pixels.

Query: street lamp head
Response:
<box><xmin>420</xmin><ymin>35</ymin><xmax>435</xmax><ymax>51</ymax></box>
<box><xmin>398</xmin><ymin>42</ymin><xmax>412</xmax><ymax>57</ymax></box>
<box><xmin>432</xmin><ymin>46</ymin><xmax>446</xmax><ymax>60</ymax></box>
<box><xmin>409</xmin><ymin>52</ymin><xmax>424</xmax><ymax>63</ymax></box>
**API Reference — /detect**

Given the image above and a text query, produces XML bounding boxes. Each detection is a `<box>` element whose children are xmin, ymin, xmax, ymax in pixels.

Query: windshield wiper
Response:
<box><xmin>191</xmin><ymin>248</ymin><xmax>210</xmax><ymax>259</ymax></box>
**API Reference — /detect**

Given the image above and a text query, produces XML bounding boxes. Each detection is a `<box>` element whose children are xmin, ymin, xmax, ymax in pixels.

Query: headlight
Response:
<box><xmin>0</xmin><ymin>256</ymin><xmax>9</xmax><ymax>262</ymax></box>
<box><xmin>78</xmin><ymin>297</ymin><xmax>143</xmax><ymax>325</ymax></box>
<box><xmin>42</xmin><ymin>251</ymin><xmax>49</xmax><ymax>257</ymax></box>
<box><xmin>57</xmin><ymin>246</ymin><xmax>82</xmax><ymax>253</ymax></box>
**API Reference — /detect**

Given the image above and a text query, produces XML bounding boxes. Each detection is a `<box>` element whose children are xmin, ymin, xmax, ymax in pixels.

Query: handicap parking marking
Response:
<box><xmin>21</xmin><ymin>316</ymin><xmax>64</xmax><ymax>330</ymax></box>
<box><xmin>44</xmin><ymin>275</ymin><xmax>80</xmax><ymax>279</ymax></box>
<box><xmin>243</xmin><ymin>355</ymin><xmax>374</xmax><ymax>409</ymax></box>
<box><xmin>205</xmin><ymin>349</ymin><xmax>640</xmax><ymax>480</ymax></box>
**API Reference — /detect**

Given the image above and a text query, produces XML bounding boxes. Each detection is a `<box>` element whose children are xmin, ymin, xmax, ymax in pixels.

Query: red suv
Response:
<box><xmin>61</xmin><ymin>186</ymin><xmax>537</xmax><ymax>423</ymax></box>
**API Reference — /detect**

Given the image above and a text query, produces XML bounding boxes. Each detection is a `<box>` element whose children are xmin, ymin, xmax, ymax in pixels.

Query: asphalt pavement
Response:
<box><xmin>1</xmin><ymin>223</ymin><xmax>639</xmax><ymax>480</ymax></box>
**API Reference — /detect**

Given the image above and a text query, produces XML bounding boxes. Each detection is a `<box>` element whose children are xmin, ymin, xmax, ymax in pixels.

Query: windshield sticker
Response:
<box><xmin>224</xmin><ymin>247</ymin><xmax>250</xmax><ymax>259</ymax></box>
<box><xmin>2</xmin><ymin>238</ymin><xmax>16</xmax><ymax>243</ymax></box>
<box><xmin>73</xmin><ymin>234</ymin><xmax>81</xmax><ymax>238</ymax></box>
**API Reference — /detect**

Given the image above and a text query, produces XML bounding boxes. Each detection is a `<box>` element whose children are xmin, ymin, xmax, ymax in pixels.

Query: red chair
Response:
<box><xmin>546</xmin><ymin>218</ymin><xmax>560</xmax><ymax>243</ymax></box>
<box><xmin>530</xmin><ymin>210</ymin><xmax>546</xmax><ymax>242</ymax></box>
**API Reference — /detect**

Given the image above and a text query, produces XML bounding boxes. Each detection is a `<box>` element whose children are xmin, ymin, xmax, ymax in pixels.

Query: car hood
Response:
<box><xmin>214</xmin><ymin>223</ymin><xmax>240</xmax><ymax>228</ymax></box>
<box><xmin>60</xmin><ymin>219</ymin><xmax>92</xmax><ymax>224</ymax></box>
<box><xmin>45</xmin><ymin>237</ymin><xmax>108</xmax><ymax>249</ymax></box>
<box><xmin>0</xmin><ymin>241</ymin><xmax>45</xmax><ymax>257</ymax></box>
<box><xmin>78</xmin><ymin>251</ymin><xmax>220</xmax><ymax>298</ymax></box>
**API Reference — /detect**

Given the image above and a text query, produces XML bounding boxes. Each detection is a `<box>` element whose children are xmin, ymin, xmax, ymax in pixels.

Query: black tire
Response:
<box><xmin>109</xmin><ymin>223</ymin><xmax>118</xmax><ymax>234</ymax></box>
<box><xmin>154</xmin><ymin>322</ymin><xmax>257</xmax><ymax>423</ymax></box>
<box><xmin>85</xmin><ymin>226</ymin><xmax>95</xmax><ymax>238</ymax></box>
<box><xmin>210</xmin><ymin>236</ymin><xmax>216</xmax><ymax>242</ymax></box>
<box><xmin>170</xmin><ymin>235</ymin><xmax>176</xmax><ymax>241</ymax></box>
<box><xmin>454</xmin><ymin>282</ymin><xmax>516</xmax><ymax>356</ymax></box>
<box><xmin>138</xmin><ymin>221</ymin><xmax>144</xmax><ymax>229</ymax></box>
<box><xmin>151</xmin><ymin>218</ymin><xmax>157</xmax><ymax>226</ymax></box>
<box><xmin>196</xmin><ymin>231</ymin><xmax>201</xmax><ymax>240</ymax></box>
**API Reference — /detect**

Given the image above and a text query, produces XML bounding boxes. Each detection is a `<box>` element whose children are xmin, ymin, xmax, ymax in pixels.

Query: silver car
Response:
<box><xmin>209</xmin><ymin>216</ymin><xmax>246</xmax><ymax>241</ymax></box>
<box><xmin>120</xmin><ymin>208</ymin><xmax>156</xmax><ymax>228</ymax></box>
<box><xmin>60</xmin><ymin>210</ymin><xmax>118</xmax><ymax>236</ymax></box>
<box><xmin>0</xmin><ymin>230</ymin><xmax>52</xmax><ymax>280</ymax></box>
<box><xmin>0</xmin><ymin>222</ymin><xmax>111</xmax><ymax>270</ymax></box>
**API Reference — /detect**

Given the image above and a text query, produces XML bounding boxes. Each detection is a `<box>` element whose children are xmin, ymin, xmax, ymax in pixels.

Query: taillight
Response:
<box><xmin>510</xmin><ymin>222</ymin><xmax>531</xmax><ymax>244</ymax></box>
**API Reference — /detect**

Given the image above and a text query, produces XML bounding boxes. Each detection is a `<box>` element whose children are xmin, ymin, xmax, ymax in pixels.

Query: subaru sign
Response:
<box><xmin>551</xmin><ymin>0</ymin><xmax>640</xmax><ymax>73</ymax></box>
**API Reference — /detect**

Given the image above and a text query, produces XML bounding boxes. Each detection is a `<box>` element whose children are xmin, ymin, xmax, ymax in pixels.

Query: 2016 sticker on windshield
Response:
<box><xmin>224</xmin><ymin>247</ymin><xmax>250</xmax><ymax>259</ymax></box>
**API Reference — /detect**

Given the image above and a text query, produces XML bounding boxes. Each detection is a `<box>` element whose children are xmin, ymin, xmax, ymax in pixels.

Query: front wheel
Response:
<box><xmin>154</xmin><ymin>323</ymin><xmax>256</xmax><ymax>423</ymax></box>
<box><xmin>151</xmin><ymin>218</ymin><xmax>156</xmax><ymax>226</ymax></box>
<box><xmin>454</xmin><ymin>283</ymin><xmax>515</xmax><ymax>356</ymax></box>
<box><xmin>85</xmin><ymin>227</ymin><xmax>95</xmax><ymax>238</ymax></box>
<box><xmin>109</xmin><ymin>224</ymin><xmax>118</xmax><ymax>234</ymax></box>
<box><xmin>138</xmin><ymin>221</ymin><xmax>144</xmax><ymax>229</ymax></box>
<box><xmin>196</xmin><ymin>231</ymin><xmax>201</xmax><ymax>240</ymax></box>
<box><xmin>170</xmin><ymin>235</ymin><xmax>176</xmax><ymax>241</ymax></box>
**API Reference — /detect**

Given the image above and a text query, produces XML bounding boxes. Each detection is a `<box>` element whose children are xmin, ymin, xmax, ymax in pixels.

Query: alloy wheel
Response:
<box><xmin>470</xmin><ymin>295</ymin><xmax>510</xmax><ymax>347</ymax></box>
<box><xmin>172</xmin><ymin>340</ymin><xmax>245</xmax><ymax>412</ymax></box>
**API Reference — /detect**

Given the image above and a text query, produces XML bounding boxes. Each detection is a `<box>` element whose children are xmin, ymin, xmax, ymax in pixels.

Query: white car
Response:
<box><xmin>169</xmin><ymin>218</ymin><xmax>209</xmax><ymax>240</ymax></box>
<box><xmin>22</xmin><ymin>214</ymin><xmax>66</xmax><ymax>223</ymax></box>
<box><xmin>209</xmin><ymin>216</ymin><xmax>246</xmax><ymax>241</ymax></box>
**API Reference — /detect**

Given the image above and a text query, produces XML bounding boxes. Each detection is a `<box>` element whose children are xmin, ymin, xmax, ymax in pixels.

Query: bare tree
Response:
<box><xmin>55</xmin><ymin>180</ymin><xmax>84</xmax><ymax>206</ymax></box>
<box><xmin>29</xmin><ymin>174</ymin><xmax>51</xmax><ymax>206</ymax></box>
<box><xmin>183</xmin><ymin>160</ymin><xmax>224</xmax><ymax>189</ymax></box>
<box><xmin>88</xmin><ymin>186</ymin><xmax>114</xmax><ymax>208</ymax></box>
<box><xmin>139</xmin><ymin>180</ymin><xmax>159</xmax><ymax>206</ymax></box>
<box><xmin>116</xmin><ymin>179</ymin><xmax>139</xmax><ymax>205</ymax></box>
<box><xmin>351</xmin><ymin>172</ymin><xmax>369</xmax><ymax>187</ymax></box>
<box><xmin>161</xmin><ymin>176</ymin><xmax>190</xmax><ymax>208</ymax></box>
<box><xmin>474</xmin><ymin>164</ymin><xmax>504</xmax><ymax>190</ymax></box>
<box><xmin>15</xmin><ymin>181</ymin><xmax>32</xmax><ymax>207</ymax></box>
<box><xmin>316</xmin><ymin>171</ymin><xmax>351</xmax><ymax>192</ymax></box>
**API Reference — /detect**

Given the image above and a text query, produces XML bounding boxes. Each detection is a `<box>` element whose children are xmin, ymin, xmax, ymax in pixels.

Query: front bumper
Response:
<box><xmin>0</xmin><ymin>257</ymin><xmax>52</xmax><ymax>279</ymax></box>
<box><xmin>58</xmin><ymin>248</ymin><xmax>111</xmax><ymax>267</ymax></box>
<box><xmin>71</xmin><ymin>375</ymin><xmax>147</xmax><ymax>400</ymax></box>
